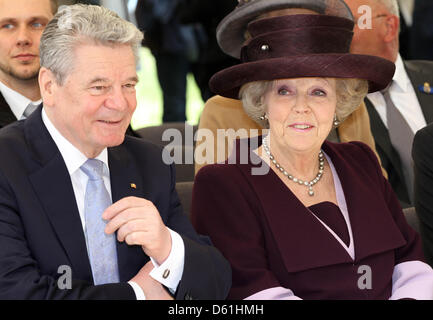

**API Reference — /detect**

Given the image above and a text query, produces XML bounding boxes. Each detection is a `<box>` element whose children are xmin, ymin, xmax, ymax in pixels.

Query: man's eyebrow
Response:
<box><xmin>87</xmin><ymin>78</ymin><xmax>110</xmax><ymax>85</ymax></box>
<box><xmin>0</xmin><ymin>16</ymin><xmax>50</xmax><ymax>24</ymax></box>
<box><xmin>127</xmin><ymin>76</ymin><xmax>139</xmax><ymax>83</ymax></box>
<box><xmin>0</xmin><ymin>18</ymin><xmax>17</xmax><ymax>24</ymax></box>
<box><xmin>87</xmin><ymin>76</ymin><xmax>139</xmax><ymax>85</ymax></box>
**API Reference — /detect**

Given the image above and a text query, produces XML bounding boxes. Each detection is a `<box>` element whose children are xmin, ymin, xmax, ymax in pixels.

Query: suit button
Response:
<box><xmin>163</xmin><ymin>269</ymin><xmax>170</xmax><ymax>279</ymax></box>
<box><xmin>184</xmin><ymin>293</ymin><xmax>193</xmax><ymax>300</ymax></box>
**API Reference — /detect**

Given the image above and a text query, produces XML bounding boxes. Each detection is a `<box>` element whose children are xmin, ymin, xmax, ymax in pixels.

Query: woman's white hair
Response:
<box><xmin>239</xmin><ymin>78</ymin><xmax>369</xmax><ymax>129</ymax></box>
<box><xmin>40</xmin><ymin>4</ymin><xmax>143</xmax><ymax>85</ymax></box>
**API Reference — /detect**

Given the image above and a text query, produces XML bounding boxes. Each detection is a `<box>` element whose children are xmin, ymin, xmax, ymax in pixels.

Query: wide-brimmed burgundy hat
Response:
<box><xmin>210</xmin><ymin>14</ymin><xmax>396</xmax><ymax>99</ymax></box>
<box><xmin>218</xmin><ymin>0</ymin><xmax>354</xmax><ymax>59</ymax></box>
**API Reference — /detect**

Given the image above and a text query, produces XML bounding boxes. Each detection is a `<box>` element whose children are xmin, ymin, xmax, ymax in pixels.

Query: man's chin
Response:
<box><xmin>10</xmin><ymin>68</ymin><xmax>40</xmax><ymax>81</ymax></box>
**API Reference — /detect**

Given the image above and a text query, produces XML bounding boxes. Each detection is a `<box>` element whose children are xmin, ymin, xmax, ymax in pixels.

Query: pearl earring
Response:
<box><xmin>259</xmin><ymin>114</ymin><xmax>268</xmax><ymax>121</ymax></box>
<box><xmin>333</xmin><ymin>114</ymin><xmax>340</xmax><ymax>127</ymax></box>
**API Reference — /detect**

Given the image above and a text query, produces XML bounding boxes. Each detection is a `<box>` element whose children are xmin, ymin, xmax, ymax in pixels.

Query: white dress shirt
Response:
<box><xmin>41</xmin><ymin>108</ymin><xmax>185</xmax><ymax>299</ymax></box>
<box><xmin>0</xmin><ymin>80</ymin><xmax>41</xmax><ymax>120</ymax></box>
<box><xmin>366</xmin><ymin>54</ymin><xmax>426</xmax><ymax>134</ymax></box>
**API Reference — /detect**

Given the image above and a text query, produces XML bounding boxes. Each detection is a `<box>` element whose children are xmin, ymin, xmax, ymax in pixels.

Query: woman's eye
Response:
<box><xmin>312</xmin><ymin>89</ymin><xmax>326</xmax><ymax>96</ymax></box>
<box><xmin>278</xmin><ymin>88</ymin><xmax>290</xmax><ymax>95</ymax></box>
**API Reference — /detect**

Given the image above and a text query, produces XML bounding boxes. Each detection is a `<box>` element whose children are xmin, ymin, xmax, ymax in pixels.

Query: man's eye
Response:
<box><xmin>123</xmin><ymin>83</ymin><xmax>136</xmax><ymax>89</ymax></box>
<box><xmin>1</xmin><ymin>24</ymin><xmax>14</xmax><ymax>29</ymax></box>
<box><xmin>32</xmin><ymin>22</ymin><xmax>44</xmax><ymax>28</ymax></box>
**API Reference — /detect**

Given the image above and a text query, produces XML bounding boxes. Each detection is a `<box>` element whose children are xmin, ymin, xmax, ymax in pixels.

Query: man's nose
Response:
<box><xmin>16</xmin><ymin>26</ymin><xmax>32</xmax><ymax>47</ymax></box>
<box><xmin>105</xmin><ymin>87</ymin><xmax>128</xmax><ymax>111</ymax></box>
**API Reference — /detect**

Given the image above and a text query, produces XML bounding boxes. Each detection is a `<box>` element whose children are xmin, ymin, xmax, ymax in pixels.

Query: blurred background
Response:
<box><xmin>59</xmin><ymin>0</ymin><xmax>433</xmax><ymax>130</ymax></box>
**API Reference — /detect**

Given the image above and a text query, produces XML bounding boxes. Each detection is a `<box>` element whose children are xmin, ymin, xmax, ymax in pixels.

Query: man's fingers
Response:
<box><xmin>102</xmin><ymin>196</ymin><xmax>151</xmax><ymax>220</ymax></box>
<box><xmin>124</xmin><ymin>231</ymin><xmax>148</xmax><ymax>246</ymax></box>
<box><xmin>105</xmin><ymin>206</ymin><xmax>152</xmax><ymax>235</ymax></box>
<box><xmin>116</xmin><ymin>219</ymin><xmax>151</xmax><ymax>242</ymax></box>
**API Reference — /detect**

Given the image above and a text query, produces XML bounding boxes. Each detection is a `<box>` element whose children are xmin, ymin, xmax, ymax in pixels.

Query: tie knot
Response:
<box><xmin>23</xmin><ymin>103</ymin><xmax>38</xmax><ymax>118</ymax></box>
<box><xmin>81</xmin><ymin>159</ymin><xmax>105</xmax><ymax>181</ymax></box>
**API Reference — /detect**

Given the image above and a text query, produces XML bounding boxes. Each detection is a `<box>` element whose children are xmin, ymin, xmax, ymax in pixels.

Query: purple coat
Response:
<box><xmin>191</xmin><ymin>138</ymin><xmax>425</xmax><ymax>299</ymax></box>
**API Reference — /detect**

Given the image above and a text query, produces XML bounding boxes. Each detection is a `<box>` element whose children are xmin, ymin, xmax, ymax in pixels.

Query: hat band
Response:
<box><xmin>241</xmin><ymin>27</ymin><xmax>353</xmax><ymax>62</ymax></box>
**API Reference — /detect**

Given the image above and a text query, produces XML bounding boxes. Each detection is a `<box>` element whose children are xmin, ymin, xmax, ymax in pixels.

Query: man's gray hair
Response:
<box><xmin>377</xmin><ymin>0</ymin><xmax>400</xmax><ymax>18</ymax></box>
<box><xmin>40</xmin><ymin>4</ymin><xmax>144</xmax><ymax>85</ymax></box>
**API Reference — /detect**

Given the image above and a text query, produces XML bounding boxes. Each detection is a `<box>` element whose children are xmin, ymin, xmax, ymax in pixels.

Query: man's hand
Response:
<box><xmin>131</xmin><ymin>261</ymin><xmax>174</xmax><ymax>300</ymax></box>
<box><xmin>103</xmin><ymin>197</ymin><xmax>172</xmax><ymax>265</ymax></box>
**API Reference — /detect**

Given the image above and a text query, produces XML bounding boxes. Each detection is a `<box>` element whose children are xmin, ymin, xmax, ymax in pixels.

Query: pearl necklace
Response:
<box><xmin>262</xmin><ymin>136</ymin><xmax>324</xmax><ymax>196</ymax></box>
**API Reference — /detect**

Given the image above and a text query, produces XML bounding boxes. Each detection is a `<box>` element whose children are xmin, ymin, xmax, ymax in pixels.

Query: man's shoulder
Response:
<box><xmin>404</xmin><ymin>59</ymin><xmax>433</xmax><ymax>74</ymax></box>
<box><xmin>0</xmin><ymin>120</ymin><xmax>26</xmax><ymax>145</ymax></box>
<box><xmin>121</xmin><ymin>134</ymin><xmax>164</xmax><ymax>157</ymax></box>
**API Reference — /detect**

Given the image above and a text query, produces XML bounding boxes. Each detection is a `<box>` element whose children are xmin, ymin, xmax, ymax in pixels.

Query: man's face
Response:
<box><xmin>0</xmin><ymin>0</ymin><xmax>53</xmax><ymax>83</ymax></box>
<box><xmin>345</xmin><ymin>0</ymin><xmax>389</xmax><ymax>57</ymax></box>
<box><xmin>46</xmin><ymin>43</ymin><xmax>138</xmax><ymax>158</ymax></box>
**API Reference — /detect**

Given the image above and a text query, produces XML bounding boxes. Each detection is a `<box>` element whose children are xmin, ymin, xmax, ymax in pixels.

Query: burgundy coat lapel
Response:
<box><xmin>237</xmin><ymin>154</ymin><xmax>353</xmax><ymax>273</ymax></box>
<box><xmin>235</xmin><ymin>139</ymin><xmax>406</xmax><ymax>274</ymax></box>
<box><xmin>322</xmin><ymin>142</ymin><xmax>406</xmax><ymax>263</ymax></box>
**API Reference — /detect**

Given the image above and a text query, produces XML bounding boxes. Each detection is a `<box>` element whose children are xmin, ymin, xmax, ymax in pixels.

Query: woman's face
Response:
<box><xmin>264</xmin><ymin>77</ymin><xmax>337</xmax><ymax>154</ymax></box>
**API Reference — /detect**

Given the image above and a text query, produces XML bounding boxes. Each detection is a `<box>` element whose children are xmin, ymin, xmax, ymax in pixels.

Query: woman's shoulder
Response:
<box><xmin>195</xmin><ymin>162</ymin><xmax>244</xmax><ymax>181</ymax></box>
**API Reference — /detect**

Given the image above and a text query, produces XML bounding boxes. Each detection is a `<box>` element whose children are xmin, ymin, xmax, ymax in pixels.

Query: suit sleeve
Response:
<box><xmin>0</xmin><ymin>170</ymin><xmax>135</xmax><ymax>300</ymax></box>
<box><xmin>191</xmin><ymin>164</ymin><xmax>299</xmax><ymax>300</ymax></box>
<box><xmin>413</xmin><ymin>125</ymin><xmax>433</xmax><ymax>266</ymax></box>
<box><xmin>163</xmin><ymin>163</ymin><xmax>232</xmax><ymax>300</ymax></box>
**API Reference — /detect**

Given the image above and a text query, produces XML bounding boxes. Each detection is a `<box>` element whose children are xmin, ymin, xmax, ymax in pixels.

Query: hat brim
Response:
<box><xmin>217</xmin><ymin>0</ymin><xmax>353</xmax><ymax>58</ymax></box>
<box><xmin>209</xmin><ymin>54</ymin><xmax>396</xmax><ymax>99</ymax></box>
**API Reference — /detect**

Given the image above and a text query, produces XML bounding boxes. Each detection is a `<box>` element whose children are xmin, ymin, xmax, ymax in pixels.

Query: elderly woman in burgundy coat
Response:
<box><xmin>191</xmin><ymin>0</ymin><xmax>433</xmax><ymax>300</ymax></box>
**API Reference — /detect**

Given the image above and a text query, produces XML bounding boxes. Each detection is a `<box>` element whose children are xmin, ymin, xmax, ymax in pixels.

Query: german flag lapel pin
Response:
<box><xmin>130</xmin><ymin>183</ymin><xmax>137</xmax><ymax>189</ymax></box>
<box><xmin>419</xmin><ymin>82</ymin><xmax>433</xmax><ymax>95</ymax></box>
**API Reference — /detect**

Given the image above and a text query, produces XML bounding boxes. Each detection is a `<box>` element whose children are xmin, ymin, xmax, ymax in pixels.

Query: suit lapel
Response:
<box><xmin>108</xmin><ymin>145</ymin><xmax>147</xmax><ymax>281</ymax></box>
<box><xmin>364</xmin><ymin>98</ymin><xmax>406</xmax><ymax>184</ymax></box>
<box><xmin>404</xmin><ymin>61</ymin><xmax>433</xmax><ymax>123</ymax></box>
<box><xmin>25</xmin><ymin>107</ymin><xmax>93</xmax><ymax>282</ymax></box>
<box><xmin>0</xmin><ymin>92</ymin><xmax>17</xmax><ymax>128</ymax></box>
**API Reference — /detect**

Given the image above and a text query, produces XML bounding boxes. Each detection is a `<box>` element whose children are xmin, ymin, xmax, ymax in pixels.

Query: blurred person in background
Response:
<box><xmin>135</xmin><ymin>0</ymin><xmax>198</xmax><ymax>122</ymax></box>
<box><xmin>345</xmin><ymin>0</ymin><xmax>433</xmax><ymax>208</ymax></box>
<box><xmin>0</xmin><ymin>0</ymin><xmax>57</xmax><ymax>128</ymax></box>
<box><xmin>177</xmin><ymin>0</ymin><xmax>238</xmax><ymax>102</ymax></box>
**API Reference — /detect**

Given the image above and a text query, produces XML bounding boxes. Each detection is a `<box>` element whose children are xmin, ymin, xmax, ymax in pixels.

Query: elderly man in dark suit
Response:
<box><xmin>0</xmin><ymin>0</ymin><xmax>57</xmax><ymax>128</ymax></box>
<box><xmin>0</xmin><ymin>4</ymin><xmax>231</xmax><ymax>299</ymax></box>
<box><xmin>345</xmin><ymin>0</ymin><xmax>433</xmax><ymax>208</ymax></box>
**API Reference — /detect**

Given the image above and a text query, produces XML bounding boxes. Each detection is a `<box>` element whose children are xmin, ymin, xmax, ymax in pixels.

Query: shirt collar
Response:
<box><xmin>41</xmin><ymin>107</ymin><xmax>109</xmax><ymax>176</ymax></box>
<box><xmin>0</xmin><ymin>80</ymin><xmax>42</xmax><ymax>119</ymax></box>
<box><xmin>392</xmin><ymin>54</ymin><xmax>411</xmax><ymax>93</ymax></box>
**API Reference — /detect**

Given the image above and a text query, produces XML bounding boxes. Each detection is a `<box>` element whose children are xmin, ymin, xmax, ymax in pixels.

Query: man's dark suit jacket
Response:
<box><xmin>0</xmin><ymin>106</ymin><xmax>231</xmax><ymax>299</ymax></box>
<box><xmin>0</xmin><ymin>92</ymin><xmax>16</xmax><ymax>129</ymax></box>
<box><xmin>413</xmin><ymin>123</ymin><xmax>433</xmax><ymax>267</ymax></box>
<box><xmin>365</xmin><ymin>60</ymin><xmax>433</xmax><ymax>208</ymax></box>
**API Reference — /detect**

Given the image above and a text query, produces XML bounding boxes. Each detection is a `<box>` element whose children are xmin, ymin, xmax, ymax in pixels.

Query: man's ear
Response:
<box><xmin>383</xmin><ymin>15</ymin><xmax>400</xmax><ymax>43</ymax></box>
<box><xmin>39</xmin><ymin>67</ymin><xmax>57</xmax><ymax>107</ymax></box>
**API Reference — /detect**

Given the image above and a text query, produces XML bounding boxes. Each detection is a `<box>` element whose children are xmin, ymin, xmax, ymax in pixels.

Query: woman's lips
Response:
<box><xmin>288</xmin><ymin>123</ymin><xmax>314</xmax><ymax>132</ymax></box>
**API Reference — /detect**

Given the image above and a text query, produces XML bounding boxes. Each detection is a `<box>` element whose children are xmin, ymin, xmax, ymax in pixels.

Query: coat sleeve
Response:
<box><xmin>191</xmin><ymin>164</ymin><xmax>300</xmax><ymax>299</ymax></box>
<box><xmin>413</xmin><ymin>125</ymin><xmax>433</xmax><ymax>267</ymax></box>
<box><xmin>0</xmin><ymin>170</ymin><xmax>135</xmax><ymax>300</ymax></box>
